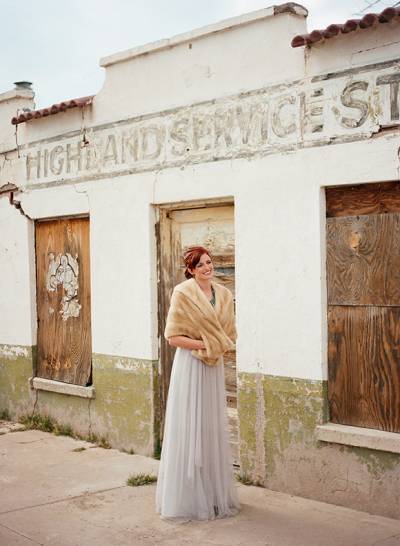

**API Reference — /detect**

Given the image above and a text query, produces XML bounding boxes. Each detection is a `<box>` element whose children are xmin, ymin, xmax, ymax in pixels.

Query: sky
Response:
<box><xmin>1</xmin><ymin>0</ymin><xmax>396</xmax><ymax>109</ymax></box>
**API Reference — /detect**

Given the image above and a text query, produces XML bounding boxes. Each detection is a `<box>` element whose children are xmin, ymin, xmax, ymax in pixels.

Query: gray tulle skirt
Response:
<box><xmin>155</xmin><ymin>348</ymin><xmax>240</xmax><ymax>521</ymax></box>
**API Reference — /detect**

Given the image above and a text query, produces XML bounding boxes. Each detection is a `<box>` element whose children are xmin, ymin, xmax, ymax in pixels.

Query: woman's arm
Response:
<box><xmin>167</xmin><ymin>336</ymin><xmax>206</xmax><ymax>350</ymax></box>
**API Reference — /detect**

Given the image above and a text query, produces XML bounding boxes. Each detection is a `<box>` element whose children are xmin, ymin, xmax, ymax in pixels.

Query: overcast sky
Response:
<box><xmin>1</xmin><ymin>0</ymin><xmax>395</xmax><ymax>108</ymax></box>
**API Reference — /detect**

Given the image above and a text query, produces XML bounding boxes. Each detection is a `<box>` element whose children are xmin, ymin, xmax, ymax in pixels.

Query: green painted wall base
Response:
<box><xmin>89</xmin><ymin>353</ymin><xmax>158</xmax><ymax>455</ymax></box>
<box><xmin>0</xmin><ymin>344</ymin><xmax>35</xmax><ymax>418</ymax></box>
<box><xmin>238</xmin><ymin>372</ymin><xmax>400</xmax><ymax>519</ymax></box>
<box><xmin>0</xmin><ymin>344</ymin><xmax>159</xmax><ymax>457</ymax></box>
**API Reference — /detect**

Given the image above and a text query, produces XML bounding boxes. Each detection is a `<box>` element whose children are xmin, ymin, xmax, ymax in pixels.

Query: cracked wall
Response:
<box><xmin>238</xmin><ymin>372</ymin><xmax>400</xmax><ymax>519</ymax></box>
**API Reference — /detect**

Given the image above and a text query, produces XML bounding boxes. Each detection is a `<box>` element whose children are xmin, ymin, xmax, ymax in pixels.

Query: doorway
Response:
<box><xmin>157</xmin><ymin>200</ymin><xmax>238</xmax><ymax>464</ymax></box>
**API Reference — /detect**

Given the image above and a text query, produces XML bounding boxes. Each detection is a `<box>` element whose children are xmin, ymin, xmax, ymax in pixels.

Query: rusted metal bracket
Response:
<box><xmin>0</xmin><ymin>183</ymin><xmax>32</xmax><ymax>219</ymax></box>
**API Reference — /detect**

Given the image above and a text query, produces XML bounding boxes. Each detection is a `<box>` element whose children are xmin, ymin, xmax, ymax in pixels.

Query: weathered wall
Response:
<box><xmin>238</xmin><ymin>372</ymin><xmax>400</xmax><ymax>519</ymax></box>
<box><xmin>0</xmin><ymin>345</ymin><xmax>35</xmax><ymax>417</ymax></box>
<box><xmin>1</xmin><ymin>4</ymin><xmax>400</xmax><ymax>517</ymax></box>
<box><xmin>0</xmin><ymin>344</ymin><xmax>158</xmax><ymax>456</ymax></box>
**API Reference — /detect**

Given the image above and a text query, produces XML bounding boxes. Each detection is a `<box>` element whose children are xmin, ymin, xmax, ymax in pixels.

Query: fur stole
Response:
<box><xmin>164</xmin><ymin>278</ymin><xmax>236</xmax><ymax>366</ymax></box>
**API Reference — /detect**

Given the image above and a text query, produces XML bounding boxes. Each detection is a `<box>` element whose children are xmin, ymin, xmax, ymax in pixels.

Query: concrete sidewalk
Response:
<box><xmin>0</xmin><ymin>424</ymin><xmax>399</xmax><ymax>546</ymax></box>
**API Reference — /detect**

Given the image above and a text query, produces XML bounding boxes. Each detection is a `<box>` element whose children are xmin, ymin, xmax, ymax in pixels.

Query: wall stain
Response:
<box><xmin>0</xmin><ymin>345</ymin><xmax>159</xmax><ymax>457</ymax></box>
<box><xmin>238</xmin><ymin>371</ymin><xmax>400</xmax><ymax>518</ymax></box>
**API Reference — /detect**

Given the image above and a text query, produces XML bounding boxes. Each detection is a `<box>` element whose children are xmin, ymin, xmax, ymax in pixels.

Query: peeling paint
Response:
<box><xmin>254</xmin><ymin>374</ymin><xmax>266</xmax><ymax>483</ymax></box>
<box><xmin>0</xmin><ymin>344</ymin><xmax>34</xmax><ymax>417</ymax></box>
<box><xmin>12</xmin><ymin>59</ymin><xmax>400</xmax><ymax>189</ymax></box>
<box><xmin>352</xmin><ymin>447</ymin><xmax>399</xmax><ymax>478</ymax></box>
<box><xmin>0</xmin><ymin>345</ymin><xmax>159</xmax><ymax>457</ymax></box>
<box><xmin>46</xmin><ymin>252</ymin><xmax>81</xmax><ymax>320</ymax></box>
<box><xmin>89</xmin><ymin>353</ymin><xmax>158</xmax><ymax>455</ymax></box>
<box><xmin>0</xmin><ymin>344</ymin><xmax>30</xmax><ymax>359</ymax></box>
<box><xmin>238</xmin><ymin>371</ymin><xmax>400</xmax><ymax>519</ymax></box>
<box><xmin>113</xmin><ymin>357</ymin><xmax>150</xmax><ymax>372</ymax></box>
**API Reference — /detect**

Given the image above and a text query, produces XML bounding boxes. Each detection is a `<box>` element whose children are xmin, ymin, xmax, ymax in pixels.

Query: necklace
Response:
<box><xmin>195</xmin><ymin>279</ymin><xmax>215</xmax><ymax>304</ymax></box>
<box><xmin>209</xmin><ymin>286</ymin><xmax>216</xmax><ymax>307</ymax></box>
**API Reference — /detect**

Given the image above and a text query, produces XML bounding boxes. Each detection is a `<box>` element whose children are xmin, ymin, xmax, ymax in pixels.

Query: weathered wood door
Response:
<box><xmin>157</xmin><ymin>203</ymin><xmax>239</xmax><ymax>463</ymax></box>
<box><xmin>35</xmin><ymin>217</ymin><xmax>92</xmax><ymax>386</ymax></box>
<box><xmin>326</xmin><ymin>182</ymin><xmax>400</xmax><ymax>432</ymax></box>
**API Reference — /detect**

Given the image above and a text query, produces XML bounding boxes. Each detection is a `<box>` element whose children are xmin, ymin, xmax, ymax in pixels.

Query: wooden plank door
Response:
<box><xmin>158</xmin><ymin>203</ymin><xmax>239</xmax><ymax>464</ymax></box>
<box><xmin>35</xmin><ymin>217</ymin><xmax>92</xmax><ymax>386</ymax></box>
<box><xmin>326</xmin><ymin>182</ymin><xmax>400</xmax><ymax>432</ymax></box>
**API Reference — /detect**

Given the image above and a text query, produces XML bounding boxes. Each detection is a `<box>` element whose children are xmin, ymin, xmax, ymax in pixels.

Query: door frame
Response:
<box><xmin>155</xmin><ymin>197</ymin><xmax>234</xmax><ymax>440</ymax></box>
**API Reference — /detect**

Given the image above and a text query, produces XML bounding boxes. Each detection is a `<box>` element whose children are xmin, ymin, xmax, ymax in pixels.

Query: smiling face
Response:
<box><xmin>190</xmin><ymin>253</ymin><xmax>214</xmax><ymax>282</ymax></box>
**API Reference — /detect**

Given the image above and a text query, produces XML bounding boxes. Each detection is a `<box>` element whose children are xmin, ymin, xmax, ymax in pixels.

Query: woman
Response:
<box><xmin>155</xmin><ymin>246</ymin><xmax>240</xmax><ymax>521</ymax></box>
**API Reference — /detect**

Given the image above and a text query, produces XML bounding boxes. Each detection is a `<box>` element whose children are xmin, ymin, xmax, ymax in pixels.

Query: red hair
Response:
<box><xmin>183</xmin><ymin>246</ymin><xmax>211</xmax><ymax>279</ymax></box>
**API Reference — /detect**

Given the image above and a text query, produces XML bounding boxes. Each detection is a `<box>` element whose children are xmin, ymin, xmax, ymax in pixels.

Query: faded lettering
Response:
<box><xmin>236</xmin><ymin>104</ymin><xmax>268</xmax><ymax>145</ymax></box>
<box><xmin>339</xmin><ymin>81</ymin><xmax>369</xmax><ymax>129</ymax></box>
<box><xmin>141</xmin><ymin>126</ymin><xmax>164</xmax><ymax>160</ymax></box>
<box><xmin>103</xmin><ymin>134</ymin><xmax>119</xmax><ymax>164</ymax></box>
<box><xmin>377</xmin><ymin>73</ymin><xmax>400</xmax><ymax>121</ymax></box>
<box><xmin>272</xmin><ymin>96</ymin><xmax>297</xmax><ymax>137</ymax></box>
<box><xmin>214</xmin><ymin>108</ymin><xmax>235</xmax><ymax>148</ymax></box>
<box><xmin>300</xmin><ymin>89</ymin><xmax>324</xmax><ymax>134</ymax></box>
<box><xmin>22</xmin><ymin>66</ymin><xmax>400</xmax><ymax>185</ymax></box>
<box><xmin>121</xmin><ymin>129</ymin><xmax>139</xmax><ymax>163</ymax></box>
<box><xmin>193</xmin><ymin>115</ymin><xmax>213</xmax><ymax>151</ymax></box>
<box><xmin>49</xmin><ymin>146</ymin><xmax>64</xmax><ymax>175</ymax></box>
<box><xmin>170</xmin><ymin>118</ymin><xmax>190</xmax><ymax>156</ymax></box>
<box><xmin>66</xmin><ymin>142</ymin><xmax>83</xmax><ymax>173</ymax></box>
<box><xmin>26</xmin><ymin>150</ymin><xmax>41</xmax><ymax>180</ymax></box>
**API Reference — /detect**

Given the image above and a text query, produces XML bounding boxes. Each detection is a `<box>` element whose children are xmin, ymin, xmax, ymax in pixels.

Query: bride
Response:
<box><xmin>155</xmin><ymin>246</ymin><xmax>240</xmax><ymax>521</ymax></box>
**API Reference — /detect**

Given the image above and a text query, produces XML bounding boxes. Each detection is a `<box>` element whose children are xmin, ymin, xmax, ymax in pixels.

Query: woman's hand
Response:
<box><xmin>192</xmin><ymin>339</ymin><xmax>206</xmax><ymax>350</ymax></box>
<box><xmin>167</xmin><ymin>336</ymin><xmax>206</xmax><ymax>351</ymax></box>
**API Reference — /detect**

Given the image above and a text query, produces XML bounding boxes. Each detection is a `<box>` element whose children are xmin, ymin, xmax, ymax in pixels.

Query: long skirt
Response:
<box><xmin>155</xmin><ymin>348</ymin><xmax>240</xmax><ymax>521</ymax></box>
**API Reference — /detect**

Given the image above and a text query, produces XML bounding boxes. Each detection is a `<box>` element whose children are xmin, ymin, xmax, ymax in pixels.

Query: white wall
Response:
<box><xmin>0</xmin><ymin>198</ymin><xmax>36</xmax><ymax>346</ymax></box>
<box><xmin>88</xmin><ymin>174</ymin><xmax>156</xmax><ymax>359</ymax></box>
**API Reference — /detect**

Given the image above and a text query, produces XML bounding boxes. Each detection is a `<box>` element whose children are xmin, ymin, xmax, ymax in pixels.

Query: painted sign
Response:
<box><xmin>20</xmin><ymin>61</ymin><xmax>400</xmax><ymax>188</ymax></box>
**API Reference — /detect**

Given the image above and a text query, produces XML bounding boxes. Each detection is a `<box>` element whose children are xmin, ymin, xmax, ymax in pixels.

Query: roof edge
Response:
<box><xmin>100</xmin><ymin>3</ymin><xmax>308</xmax><ymax>68</ymax></box>
<box><xmin>11</xmin><ymin>95</ymin><xmax>94</xmax><ymax>126</ymax></box>
<box><xmin>292</xmin><ymin>6</ymin><xmax>400</xmax><ymax>48</ymax></box>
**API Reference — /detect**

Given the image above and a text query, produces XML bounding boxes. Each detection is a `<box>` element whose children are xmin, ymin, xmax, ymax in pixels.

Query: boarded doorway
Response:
<box><xmin>35</xmin><ymin>216</ymin><xmax>92</xmax><ymax>386</ymax></box>
<box><xmin>157</xmin><ymin>201</ymin><xmax>238</xmax><ymax>464</ymax></box>
<box><xmin>326</xmin><ymin>182</ymin><xmax>400</xmax><ymax>432</ymax></box>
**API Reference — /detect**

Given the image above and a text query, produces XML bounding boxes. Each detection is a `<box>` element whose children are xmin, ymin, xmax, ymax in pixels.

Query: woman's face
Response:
<box><xmin>190</xmin><ymin>253</ymin><xmax>214</xmax><ymax>282</ymax></box>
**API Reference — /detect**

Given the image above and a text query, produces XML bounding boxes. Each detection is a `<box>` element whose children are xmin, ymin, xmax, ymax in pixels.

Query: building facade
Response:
<box><xmin>1</xmin><ymin>3</ymin><xmax>400</xmax><ymax>518</ymax></box>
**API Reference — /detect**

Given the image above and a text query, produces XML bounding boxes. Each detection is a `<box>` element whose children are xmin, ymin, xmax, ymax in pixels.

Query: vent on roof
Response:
<box><xmin>14</xmin><ymin>81</ymin><xmax>33</xmax><ymax>90</ymax></box>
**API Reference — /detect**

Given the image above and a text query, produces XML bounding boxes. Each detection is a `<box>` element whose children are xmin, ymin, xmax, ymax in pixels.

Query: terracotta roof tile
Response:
<box><xmin>11</xmin><ymin>95</ymin><xmax>93</xmax><ymax>125</ymax></box>
<box><xmin>291</xmin><ymin>6</ymin><xmax>400</xmax><ymax>48</ymax></box>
